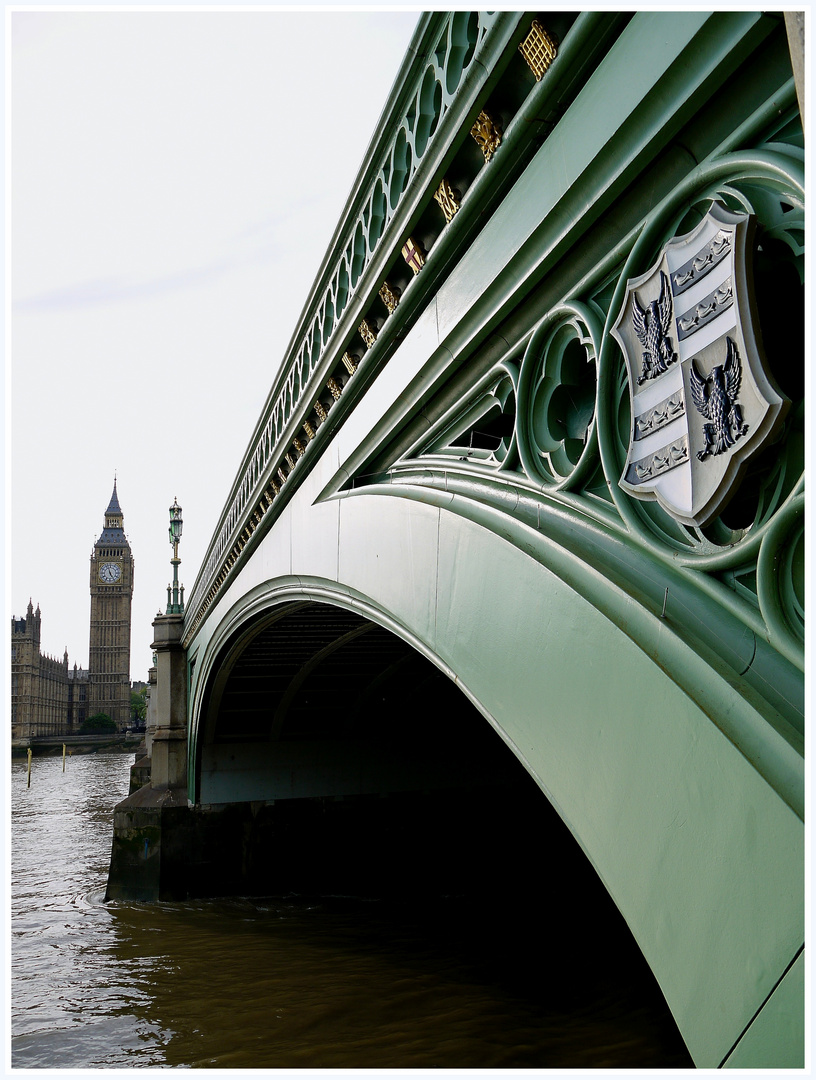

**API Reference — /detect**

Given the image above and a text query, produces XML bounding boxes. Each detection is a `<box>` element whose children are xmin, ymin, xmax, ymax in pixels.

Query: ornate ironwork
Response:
<box><xmin>676</xmin><ymin>280</ymin><xmax>734</xmax><ymax>340</ymax></box>
<box><xmin>633</xmin><ymin>390</ymin><xmax>685</xmax><ymax>441</ymax></box>
<box><xmin>185</xmin><ymin>13</ymin><xmax>514</xmax><ymax>631</ymax></box>
<box><xmin>327</xmin><ymin>378</ymin><xmax>342</xmax><ymax>401</ymax></box>
<box><xmin>470</xmin><ymin>110</ymin><xmax>502</xmax><ymax>162</ymax></box>
<box><xmin>358</xmin><ymin>320</ymin><xmax>377</xmax><ymax>348</ymax></box>
<box><xmin>688</xmin><ymin>338</ymin><xmax>748</xmax><ymax>460</ymax></box>
<box><xmin>401</xmin><ymin>237</ymin><xmax>426</xmax><ymax>275</ymax></box>
<box><xmin>433</xmin><ymin>178</ymin><xmax>461</xmax><ymax>223</ymax></box>
<box><xmin>518</xmin><ymin>20</ymin><xmax>558</xmax><ymax>80</ymax></box>
<box><xmin>378</xmin><ymin>282</ymin><xmax>400</xmax><ymax>314</ymax></box>
<box><xmin>632</xmin><ymin>271</ymin><xmax>677</xmax><ymax>384</ymax></box>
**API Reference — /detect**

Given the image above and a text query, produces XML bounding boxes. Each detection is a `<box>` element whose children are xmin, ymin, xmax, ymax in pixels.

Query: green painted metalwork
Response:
<box><xmin>181</xmin><ymin>11</ymin><xmax>803</xmax><ymax>1070</ymax></box>
<box><xmin>184</xmin><ymin>12</ymin><xmax>628</xmax><ymax>636</ymax></box>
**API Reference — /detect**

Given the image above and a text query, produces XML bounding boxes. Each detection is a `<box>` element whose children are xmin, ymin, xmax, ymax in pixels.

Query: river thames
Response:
<box><xmin>11</xmin><ymin>751</ymin><xmax>693</xmax><ymax>1069</ymax></box>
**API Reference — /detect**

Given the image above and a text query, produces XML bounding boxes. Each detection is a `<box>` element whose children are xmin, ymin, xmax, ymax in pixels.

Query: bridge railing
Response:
<box><xmin>184</xmin><ymin>10</ymin><xmax>600</xmax><ymax>641</ymax></box>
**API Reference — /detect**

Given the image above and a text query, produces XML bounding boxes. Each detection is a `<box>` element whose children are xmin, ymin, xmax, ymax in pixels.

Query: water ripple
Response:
<box><xmin>12</xmin><ymin>752</ymin><xmax>693</xmax><ymax>1069</ymax></box>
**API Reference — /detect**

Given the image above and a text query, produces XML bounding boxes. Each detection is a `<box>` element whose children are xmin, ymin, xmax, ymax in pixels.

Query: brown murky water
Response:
<box><xmin>11</xmin><ymin>753</ymin><xmax>693</xmax><ymax>1068</ymax></box>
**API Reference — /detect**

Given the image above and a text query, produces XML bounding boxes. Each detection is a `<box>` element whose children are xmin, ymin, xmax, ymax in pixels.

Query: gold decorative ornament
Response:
<box><xmin>378</xmin><ymin>282</ymin><xmax>401</xmax><ymax>314</ymax></box>
<box><xmin>293</xmin><ymin>437</ymin><xmax>305</xmax><ymax>456</ymax></box>
<box><xmin>314</xmin><ymin>400</ymin><xmax>328</xmax><ymax>422</ymax></box>
<box><xmin>359</xmin><ymin>319</ymin><xmax>377</xmax><ymax>348</ymax></box>
<box><xmin>277</xmin><ymin>467</ymin><xmax>287</xmax><ymax>486</ymax></box>
<box><xmin>341</xmin><ymin>353</ymin><xmax>358</xmax><ymax>375</ymax></box>
<box><xmin>402</xmin><ymin>237</ymin><xmax>426</xmax><ymax>275</ymax></box>
<box><xmin>271</xmin><ymin>478</ymin><xmax>280</xmax><ymax>495</ymax></box>
<box><xmin>433</xmin><ymin>179</ymin><xmax>461</xmax><ymax>223</ymax></box>
<box><xmin>518</xmin><ymin>20</ymin><xmax>558</xmax><ymax>81</ymax></box>
<box><xmin>303</xmin><ymin>420</ymin><xmax>316</xmax><ymax>440</ymax></box>
<box><xmin>470</xmin><ymin>110</ymin><xmax>502</xmax><ymax>162</ymax></box>
<box><xmin>327</xmin><ymin>378</ymin><xmax>342</xmax><ymax>401</ymax></box>
<box><xmin>285</xmin><ymin>452</ymin><xmax>296</xmax><ymax>471</ymax></box>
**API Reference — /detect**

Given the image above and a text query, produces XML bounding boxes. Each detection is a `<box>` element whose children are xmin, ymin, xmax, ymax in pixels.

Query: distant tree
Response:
<box><xmin>130</xmin><ymin>687</ymin><xmax>148</xmax><ymax>723</ymax></box>
<box><xmin>80</xmin><ymin>712</ymin><xmax>116</xmax><ymax>735</ymax></box>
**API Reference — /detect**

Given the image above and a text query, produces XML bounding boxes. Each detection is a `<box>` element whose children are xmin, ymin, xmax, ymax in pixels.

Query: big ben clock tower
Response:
<box><xmin>88</xmin><ymin>480</ymin><xmax>134</xmax><ymax>731</ymax></box>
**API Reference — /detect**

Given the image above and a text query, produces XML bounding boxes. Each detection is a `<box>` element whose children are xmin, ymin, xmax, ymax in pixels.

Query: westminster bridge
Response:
<box><xmin>106</xmin><ymin>12</ymin><xmax>805</xmax><ymax>1069</ymax></box>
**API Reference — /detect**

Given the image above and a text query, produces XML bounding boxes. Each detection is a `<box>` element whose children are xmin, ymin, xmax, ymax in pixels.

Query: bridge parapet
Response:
<box><xmin>187</xmin><ymin>12</ymin><xmax>804</xmax><ymax>746</ymax></box>
<box><xmin>184</xmin><ymin>11</ymin><xmax>629</xmax><ymax>639</ymax></box>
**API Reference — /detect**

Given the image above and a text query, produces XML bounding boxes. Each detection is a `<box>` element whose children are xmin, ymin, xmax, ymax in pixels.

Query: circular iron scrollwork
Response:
<box><xmin>757</xmin><ymin>493</ymin><xmax>804</xmax><ymax>656</ymax></box>
<box><xmin>516</xmin><ymin>302</ymin><xmax>603</xmax><ymax>489</ymax></box>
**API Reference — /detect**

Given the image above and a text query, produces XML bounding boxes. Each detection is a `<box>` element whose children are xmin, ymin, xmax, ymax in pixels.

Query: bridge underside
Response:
<box><xmin>185</xmin><ymin>486</ymin><xmax>803</xmax><ymax>1069</ymax></box>
<box><xmin>189</xmin><ymin>600</ymin><xmax>542</xmax><ymax>897</ymax></box>
<box><xmin>198</xmin><ymin>601</ymin><xmax>522</xmax><ymax>807</ymax></box>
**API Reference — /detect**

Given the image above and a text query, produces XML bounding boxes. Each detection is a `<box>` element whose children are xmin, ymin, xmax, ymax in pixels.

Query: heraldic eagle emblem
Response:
<box><xmin>688</xmin><ymin>337</ymin><xmax>748</xmax><ymax>461</ymax></box>
<box><xmin>632</xmin><ymin>270</ymin><xmax>677</xmax><ymax>383</ymax></box>
<box><xmin>610</xmin><ymin>202</ymin><xmax>789</xmax><ymax>527</ymax></box>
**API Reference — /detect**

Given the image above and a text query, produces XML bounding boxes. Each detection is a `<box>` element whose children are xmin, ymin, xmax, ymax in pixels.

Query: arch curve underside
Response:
<box><xmin>192</xmin><ymin>596</ymin><xmax>703</xmax><ymax>1065</ymax></box>
<box><xmin>187</xmin><ymin>487</ymin><xmax>802</xmax><ymax>1069</ymax></box>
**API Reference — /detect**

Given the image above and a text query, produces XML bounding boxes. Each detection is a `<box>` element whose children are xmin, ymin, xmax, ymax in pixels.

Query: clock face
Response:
<box><xmin>99</xmin><ymin>562</ymin><xmax>122</xmax><ymax>584</ymax></box>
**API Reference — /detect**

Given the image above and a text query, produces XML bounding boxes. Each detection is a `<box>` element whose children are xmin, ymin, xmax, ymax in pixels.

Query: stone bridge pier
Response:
<box><xmin>106</xmin><ymin>612</ymin><xmax>191</xmax><ymax>902</ymax></box>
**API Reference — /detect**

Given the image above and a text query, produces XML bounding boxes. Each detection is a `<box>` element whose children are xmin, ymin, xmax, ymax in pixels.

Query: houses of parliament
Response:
<box><xmin>11</xmin><ymin>481</ymin><xmax>136</xmax><ymax>740</ymax></box>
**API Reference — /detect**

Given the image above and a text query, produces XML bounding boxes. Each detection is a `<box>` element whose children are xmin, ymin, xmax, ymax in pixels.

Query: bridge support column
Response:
<box><xmin>128</xmin><ymin>660</ymin><xmax>157</xmax><ymax>794</ymax></box>
<box><xmin>105</xmin><ymin>613</ymin><xmax>191</xmax><ymax>902</ymax></box>
<box><xmin>147</xmin><ymin>613</ymin><xmax>187</xmax><ymax>790</ymax></box>
<box><xmin>144</xmin><ymin>659</ymin><xmax>157</xmax><ymax>756</ymax></box>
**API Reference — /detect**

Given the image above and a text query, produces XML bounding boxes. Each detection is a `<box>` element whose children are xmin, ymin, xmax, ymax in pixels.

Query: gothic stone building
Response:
<box><xmin>11</xmin><ymin>481</ymin><xmax>135</xmax><ymax>740</ymax></box>
<box><xmin>10</xmin><ymin>602</ymin><xmax>82</xmax><ymax>738</ymax></box>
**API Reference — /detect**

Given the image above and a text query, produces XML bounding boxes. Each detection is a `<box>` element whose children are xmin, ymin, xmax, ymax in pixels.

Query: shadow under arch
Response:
<box><xmin>185</xmin><ymin>584</ymin><xmax>693</xmax><ymax>1064</ymax></box>
<box><xmin>189</xmin><ymin>584</ymin><xmax>551</xmax><ymax>900</ymax></box>
<box><xmin>189</xmin><ymin>577</ymin><xmax>540</xmax><ymax>807</ymax></box>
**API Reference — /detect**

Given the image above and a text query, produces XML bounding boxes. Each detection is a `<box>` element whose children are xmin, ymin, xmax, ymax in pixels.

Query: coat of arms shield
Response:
<box><xmin>611</xmin><ymin>203</ymin><xmax>789</xmax><ymax>527</ymax></box>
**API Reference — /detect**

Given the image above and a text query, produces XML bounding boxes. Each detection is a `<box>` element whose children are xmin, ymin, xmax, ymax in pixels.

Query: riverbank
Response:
<box><xmin>11</xmin><ymin>734</ymin><xmax>143</xmax><ymax>758</ymax></box>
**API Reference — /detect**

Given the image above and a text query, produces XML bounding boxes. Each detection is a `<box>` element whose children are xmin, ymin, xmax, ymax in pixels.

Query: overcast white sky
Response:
<box><xmin>10</xmin><ymin>8</ymin><xmax>420</xmax><ymax>679</ymax></box>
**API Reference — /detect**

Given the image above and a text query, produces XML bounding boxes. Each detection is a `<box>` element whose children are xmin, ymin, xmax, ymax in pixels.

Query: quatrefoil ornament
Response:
<box><xmin>516</xmin><ymin>303</ymin><xmax>602</xmax><ymax>488</ymax></box>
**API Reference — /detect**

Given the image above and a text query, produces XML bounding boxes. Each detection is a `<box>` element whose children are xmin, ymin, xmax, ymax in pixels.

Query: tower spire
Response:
<box><xmin>105</xmin><ymin>477</ymin><xmax>122</xmax><ymax>518</ymax></box>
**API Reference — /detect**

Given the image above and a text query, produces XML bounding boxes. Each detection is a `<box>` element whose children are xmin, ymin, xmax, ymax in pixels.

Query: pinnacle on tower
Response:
<box><xmin>106</xmin><ymin>478</ymin><xmax>123</xmax><ymax>517</ymax></box>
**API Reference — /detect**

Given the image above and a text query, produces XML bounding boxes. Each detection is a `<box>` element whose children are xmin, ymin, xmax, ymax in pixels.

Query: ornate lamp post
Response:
<box><xmin>166</xmin><ymin>497</ymin><xmax>185</xmax><ymax>615</ymax></box>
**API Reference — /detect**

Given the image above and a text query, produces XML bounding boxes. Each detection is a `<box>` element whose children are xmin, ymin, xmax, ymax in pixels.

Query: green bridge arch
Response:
<box><xmin>108</xmin><ymin>11</ymin><xmax>804</xmax><ymax>1069</ymax></box>
<box><xmin>185</xmin><ymin>478</ymin><xmax>802</xmax><ymax>1068</ymax></box>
